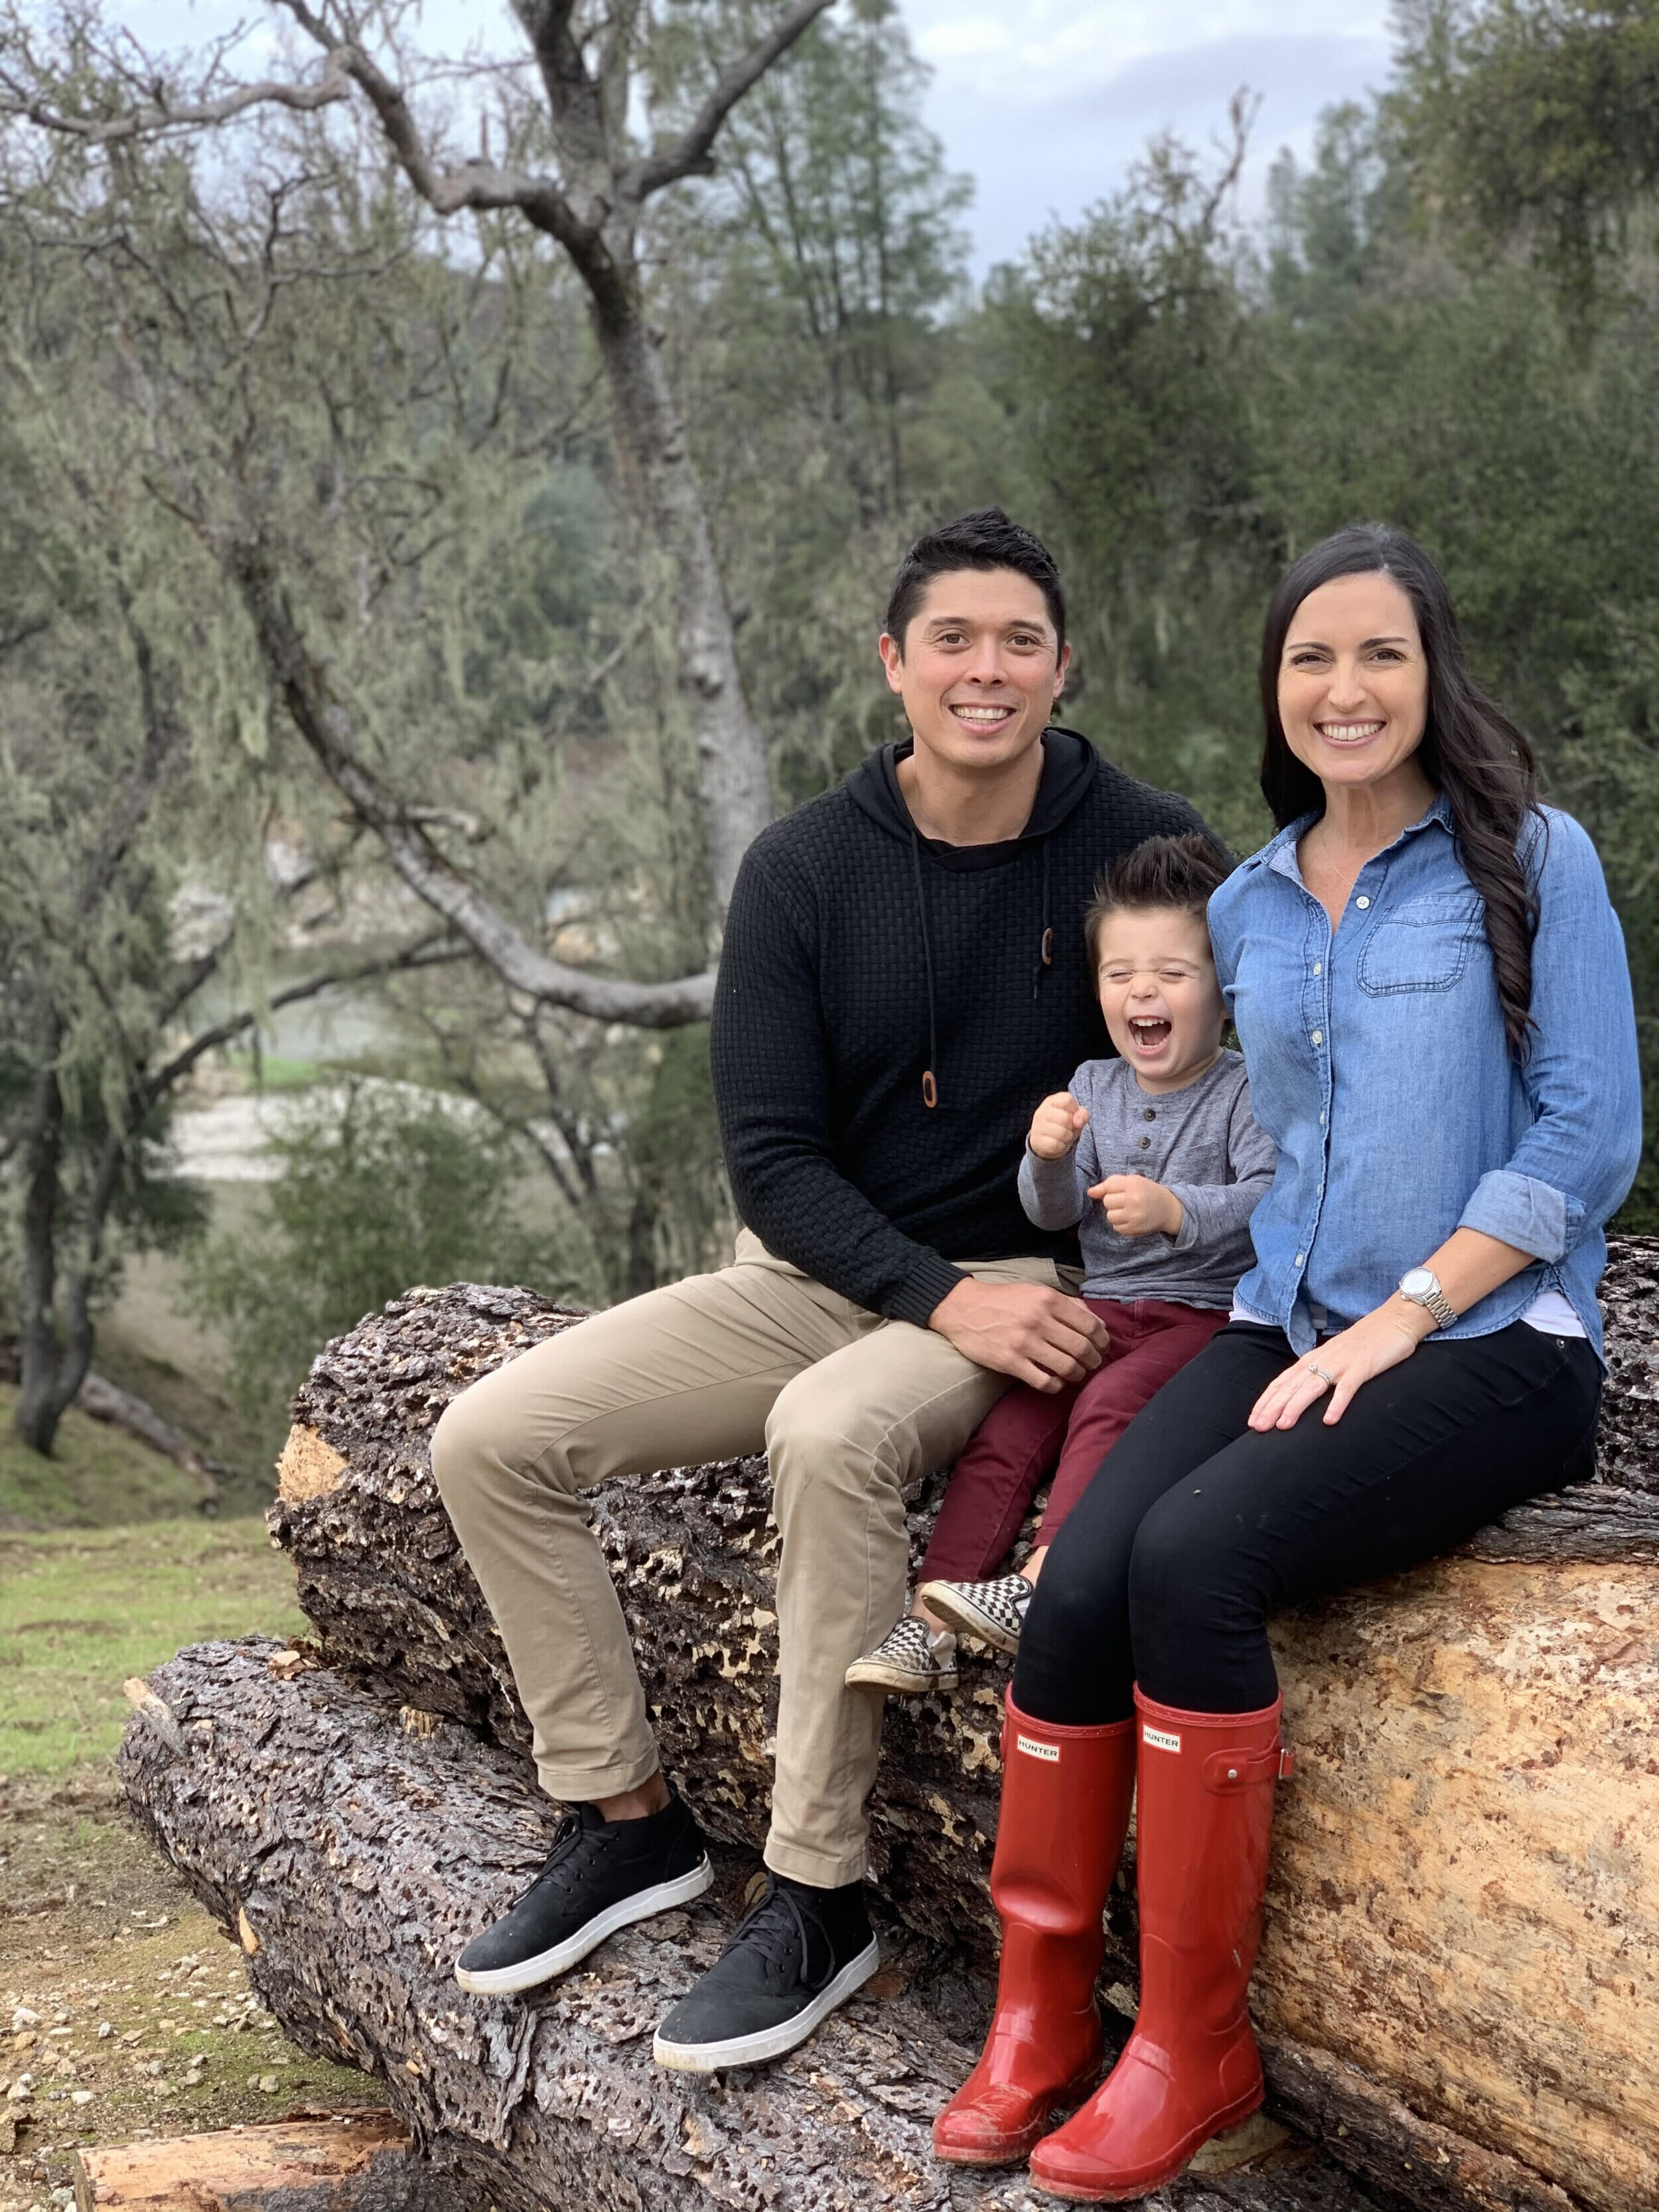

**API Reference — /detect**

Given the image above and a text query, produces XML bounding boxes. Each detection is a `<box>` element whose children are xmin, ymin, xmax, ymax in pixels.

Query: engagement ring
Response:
<box><xmin>1307</xmin><ymin>1363</ymin><xmax>1336</xmax><ymax>1386</ymax></box>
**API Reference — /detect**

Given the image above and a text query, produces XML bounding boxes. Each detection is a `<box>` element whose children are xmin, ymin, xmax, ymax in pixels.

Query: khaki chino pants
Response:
<box><xmin>429</xmin><ymin>1232</ymin><xmax>1072</xmax><ymax>1885</ymax></box>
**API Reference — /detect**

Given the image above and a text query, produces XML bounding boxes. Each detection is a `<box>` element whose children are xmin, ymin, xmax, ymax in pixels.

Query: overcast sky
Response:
<box><xmin>119</xmin><ymin>1</ymin><xmax>1397</xmax><ymax>273</ymax></box>
<box><xmin>902</xmin><ymin>0</ymin><xmax>1395</xmax><ymax>268</ymax></box>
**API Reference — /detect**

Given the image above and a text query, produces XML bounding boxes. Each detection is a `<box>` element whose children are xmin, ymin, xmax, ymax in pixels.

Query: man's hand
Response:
<box><xmin>1089</xmin><ymin>1174</ymin><xmax>1183</xmax><ymax>1239</ymax></box>
<box><xmin>929</xmin><ymin>1278</ymin><xmax>1109</xmax><ymax>1392</ymax></box>
<box><xmin>1028</xmin><ymin>1091</ymin><xmax>1088</xmax><ymax>1161</ymax></box>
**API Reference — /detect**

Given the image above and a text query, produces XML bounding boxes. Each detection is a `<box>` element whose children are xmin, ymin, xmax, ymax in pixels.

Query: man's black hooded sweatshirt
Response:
<box><xmin>709</xmin><ymin>727</ymin><xmax>1206</xmax><ymax>1327</ymax></box>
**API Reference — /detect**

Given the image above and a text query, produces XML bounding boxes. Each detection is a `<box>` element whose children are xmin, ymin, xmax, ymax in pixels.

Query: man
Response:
<box><xmin>431</xmin><ymin>508</ymin><xmax>1205</xmax><ymax>2071</ymax></box>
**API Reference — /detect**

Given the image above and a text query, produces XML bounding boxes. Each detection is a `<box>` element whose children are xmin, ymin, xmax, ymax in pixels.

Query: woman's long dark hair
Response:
<box><xmin>1260</xmin><ymin>524</ymin><xmax>1541</xmax><ymax>1055</ymax></box>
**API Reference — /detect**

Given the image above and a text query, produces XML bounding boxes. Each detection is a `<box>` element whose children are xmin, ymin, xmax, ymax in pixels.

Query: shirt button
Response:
<box><xmin>1311</xmin><ymin>1029</ymin><xmax>1323</xmax><ymax>1046</ymax></box>
<box><xmin>1312</xmin><ymin>960</ymin><xmax>1323</xmax><ymax>976</ymax></box>
<box><xmin>1143</xmin><ymin>1107</ymin><xmax>1155</xmax><ymax>1121</ymax></box>
<box><xmin>1319</xmin><ymin>1110</ymin><xmax>1327</xmax><ymax>1125</ymax></box>
<box><xmin>1295</xmin><ymin>1252</ymin><xmax>1305</xmax><ymax>1266</ymax></box>
<box><xmin>1356</xmin><ymin>895</ymin><xmax>1371</xmax><ymax>910</ymax></box>
<box><xmin>1137</xmin><ymin>1135</ymin><xmax>1150</xmax><ymax>1149</ymax></box>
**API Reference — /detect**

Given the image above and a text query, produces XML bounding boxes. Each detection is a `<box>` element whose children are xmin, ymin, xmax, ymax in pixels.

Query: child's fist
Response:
<box><xmin>1028</xmin><ymin>1092</ymin><xmax>1088</xmax><ymax>1161</ymax></box>
<box><xmin>1088</xmin><ymin>1174</ymin><xmax>1183</xmax><ymax>1239</ymax></box>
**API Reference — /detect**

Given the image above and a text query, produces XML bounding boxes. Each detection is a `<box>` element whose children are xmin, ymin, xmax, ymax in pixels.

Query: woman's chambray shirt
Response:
<box><xmin>1206</xmin><ymin>796</ymin><xmax>1640</xmax><ymax>1361</ymax></box>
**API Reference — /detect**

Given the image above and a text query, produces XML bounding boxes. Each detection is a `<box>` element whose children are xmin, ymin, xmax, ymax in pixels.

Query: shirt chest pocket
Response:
<box><xmin>1356</xmin><ymin>891</ymin><xmax>1485</xmax><ymax>995</ymax></box>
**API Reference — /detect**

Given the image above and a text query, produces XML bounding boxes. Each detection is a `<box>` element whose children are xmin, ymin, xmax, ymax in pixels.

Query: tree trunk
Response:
<box><xmin>11</xmin><ymin>1055</ymin><xmax>91</xmax><ymax>1458</ymax></box>
<box><xmin>587</xmin><ymin>288</ymin><xmax>776</xmax><ymax>921</ymax></box>
<box><xmin>116</xmin><ymin>1639</ymin><xmax>1392</xmax><ymax>2212</ymax></box>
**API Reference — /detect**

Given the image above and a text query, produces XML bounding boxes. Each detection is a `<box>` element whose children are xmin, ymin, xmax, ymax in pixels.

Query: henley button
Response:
<box><xmin>1143</xmin><ymin>1108</ymin><xmax>1155</xmax><ymax>1121</ymax></box>
<box><xmin>1137</xmin><ymin>1135</ymin><xmax>1150</xmax><ymax>1149</ymax></box>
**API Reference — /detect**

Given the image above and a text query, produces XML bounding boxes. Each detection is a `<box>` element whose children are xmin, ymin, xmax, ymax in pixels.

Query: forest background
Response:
<box><xmin>1</xmin><ymin>0</ymin><xmax>1656</xmax><ymax>1489</ymax></box>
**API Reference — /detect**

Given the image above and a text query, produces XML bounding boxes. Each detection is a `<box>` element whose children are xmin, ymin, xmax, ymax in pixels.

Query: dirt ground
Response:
<box><xmin>0</xmin><ymin>1766</ymin><xmax>384</xmax><ymax>2209</ymax></box>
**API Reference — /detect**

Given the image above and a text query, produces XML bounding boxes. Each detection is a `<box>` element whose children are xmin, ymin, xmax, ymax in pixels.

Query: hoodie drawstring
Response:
<box><xmin>910</xmin><ymin>829</ymin><xmax>941</xmax><ymax>1108</ymax></box>
<box><xmin>910</xmin><ymin>827</ymin><xmax>1057</xmax><ymax>1110</ymax></box>
<box><xmin>1035</xmin><ymin>836</ymin><xmax>1054</xmax><ymax>999</ymax></box>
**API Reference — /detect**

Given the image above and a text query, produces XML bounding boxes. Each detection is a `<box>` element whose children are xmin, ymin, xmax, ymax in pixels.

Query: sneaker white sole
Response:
<box><xmin>651</xmin><ymin>1934</ymin><xmax>881</xmax><ymax>2073</ymax></box>
<box><xmin>454</xmin><ymin>1855</ymin><xmax>713</xmax><ymax>1997</ymax></box>
<box><xmin>843</xmin><ymin>1657</ymin><xmax>958</xmax><ymax>1695</ymax></box>
<box><xmin>917</xmin><ymin>1580</ymin><xmax>1023</xmax><ymax>1656</ymax></box>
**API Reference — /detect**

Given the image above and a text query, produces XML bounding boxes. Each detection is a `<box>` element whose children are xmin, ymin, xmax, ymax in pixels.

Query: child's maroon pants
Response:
<box><xmin>918</xmin><ymin>1297</ymin><xmax>1230</xmax><ymax>1584</ymax></box>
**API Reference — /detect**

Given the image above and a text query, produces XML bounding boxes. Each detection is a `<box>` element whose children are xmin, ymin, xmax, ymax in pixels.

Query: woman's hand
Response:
<box><xmin>1248</xmin><ymin>1303</ymin><xmax>1433</xmax><ymax>1430</ymax></box>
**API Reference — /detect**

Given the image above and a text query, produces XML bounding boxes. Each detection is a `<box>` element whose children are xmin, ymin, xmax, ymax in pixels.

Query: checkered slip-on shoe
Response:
<box><xmin>843</xmin><ymin>1615</ymin><xmax>959</xmax><ymax>1696</ymax></box>
<box><xmin>916</xmin><ymin>1573</ymin><xmax>1033</xmax><ymax>1657</ymax></box>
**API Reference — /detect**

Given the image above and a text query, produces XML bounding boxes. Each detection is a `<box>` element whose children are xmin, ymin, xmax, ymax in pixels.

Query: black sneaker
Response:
<box><xmin>455</xmin><ymin>1789</ymin><xmax>711</xmax><ymax>1996</ymax></box>
<box><xmin>652</xmin><ymin>1876</ymin><xmax>880</xmax><ymax>2072</ymax></box>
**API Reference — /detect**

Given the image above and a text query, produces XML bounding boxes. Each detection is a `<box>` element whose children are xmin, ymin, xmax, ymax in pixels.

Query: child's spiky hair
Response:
<box><xmin>1084</xmin><ymin>831</ymin><xmax>1235</xmax><ymax>966</ymax></box>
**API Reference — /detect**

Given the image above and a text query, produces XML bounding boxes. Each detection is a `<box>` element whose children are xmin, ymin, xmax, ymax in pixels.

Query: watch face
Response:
<box><xmin>1400</xmin><ymin>1269</ymin><xmax>1435</xmax><ymax>1298</ymax></box>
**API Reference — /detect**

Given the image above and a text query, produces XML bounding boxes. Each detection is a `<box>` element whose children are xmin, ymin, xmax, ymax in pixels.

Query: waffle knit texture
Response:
<box><xmin>709</xmin><ymin>727</ymin><xmax>1205</xmax><ymax>1325</ymax></box>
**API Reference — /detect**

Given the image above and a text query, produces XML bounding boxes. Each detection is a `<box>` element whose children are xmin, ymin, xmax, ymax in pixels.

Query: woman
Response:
<box><xmin>932</xmin><ymin>524</ymin><xmax>1641</xmax><ymax>2202</ymax></box>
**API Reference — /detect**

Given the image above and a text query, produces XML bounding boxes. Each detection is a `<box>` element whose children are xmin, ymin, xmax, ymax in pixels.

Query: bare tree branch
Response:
<box><xmin>0</xmin><ymin>50</ymin><xmax>351</xmax><ymax>143</ymax></box>
<box><xmin>625</xmin><ymin>0</ymin><xmax>836</xmax><ymax>199</ymax></box>
<box><xmin>276</xmin><ymin>3</ymin><xmax>589</xmax><ymax>246</ymax></box>
<box><xmin>226</xmin><ymin>541</ymin><xmax>715</xmax><ymax>1027</ymax></box>
<box><xmin>137</xmin><ymin>932</ymin><xmax>472</xmax><ymax>1112</ymax></box>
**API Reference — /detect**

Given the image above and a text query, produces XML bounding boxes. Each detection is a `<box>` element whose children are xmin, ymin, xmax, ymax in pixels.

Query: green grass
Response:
<box><xmin>0</xmin><ymin>1516</ymin><xmax>307</xmax><ymax>1775</ymax></box>
<box><xmin>0</xmin><ymin>1381</ymin><xmax>214</xmax><ymax>1529</ymax></box>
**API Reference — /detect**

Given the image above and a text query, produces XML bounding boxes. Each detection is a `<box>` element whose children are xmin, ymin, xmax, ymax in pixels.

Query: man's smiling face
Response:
<box><xmin>879</xmin><ymin>567</ymin><xmax>1070</xmax><ymax>778</ymax></box>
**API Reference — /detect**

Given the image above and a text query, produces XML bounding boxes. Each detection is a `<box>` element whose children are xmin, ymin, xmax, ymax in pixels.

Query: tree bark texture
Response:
<box><xmin>116</xmin><ymin>1641</ymin><xmax>1402</xmax><ymax>2212</ymax></box>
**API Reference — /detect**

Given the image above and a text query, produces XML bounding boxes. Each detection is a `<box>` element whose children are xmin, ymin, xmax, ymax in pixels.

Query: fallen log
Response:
<box><xmin>113</xmin><ymin>1641</ymin><xmax>1407</xmax><ymax>2212</ymax></box>
<box><xmin>72</xmin><ymin>2112</ymin><xmax>447</xmax><ymax>2211</ymax></box>
<box><xmin>246</xmin><ymin>1237</ymin><xmax>1659</xmax><ymax>2212</ymax></box>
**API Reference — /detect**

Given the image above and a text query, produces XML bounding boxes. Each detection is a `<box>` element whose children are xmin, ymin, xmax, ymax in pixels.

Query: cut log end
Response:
<box><xmin>73</xmin><ymin>2114</ymin><xmax>443</xmax><ymax>2211</ymax></box>
<box><xmin>277</xmin><ymin>1424</ymin><xmax>348</xmax><ymax>1503</ymax></box>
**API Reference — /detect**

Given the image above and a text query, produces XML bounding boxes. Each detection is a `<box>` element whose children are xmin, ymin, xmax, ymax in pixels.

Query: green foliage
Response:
<box><xmin>663</xmin><ymin>0</ymin><xmax>989</xmax><ymax>806</ymax></box>
<box><xmin>184</xmin><ymin>1084</ymin><xmax>569</xmax><ymax>1455</ymax></box>
<box><xmin>1390</xmin><ymin>0</ymin><xmax>1659</xmax><ymax>305</ymax></box>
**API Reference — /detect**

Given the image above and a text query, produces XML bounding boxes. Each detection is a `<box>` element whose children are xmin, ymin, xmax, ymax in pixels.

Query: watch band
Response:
<box><xmin>1399</xmin><ymin>1271</ymin><xmax>1459</xmax><ymax>1330</ymax></box>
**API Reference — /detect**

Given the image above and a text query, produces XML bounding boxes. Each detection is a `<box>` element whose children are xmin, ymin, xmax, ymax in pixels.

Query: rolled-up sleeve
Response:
<box><xmin>1457</xmin><ymin>814</ymin><xmax>1641</xmax><ymax>1260</ymax></box>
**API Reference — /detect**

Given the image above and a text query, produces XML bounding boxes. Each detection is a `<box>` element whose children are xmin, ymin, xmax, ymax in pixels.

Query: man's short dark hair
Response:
<box><xmin>1084</xmin><ymin>832</ymin><xmax>1234</xmax><ymax>966</ymax></box>
<box><xmin>885</xmin><ymin>508</ymin><xmax>1066</xmax><ymax>652</ymax></box>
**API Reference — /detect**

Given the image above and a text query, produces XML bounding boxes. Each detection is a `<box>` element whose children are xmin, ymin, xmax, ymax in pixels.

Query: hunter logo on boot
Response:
<box><xmin>1143</xmin><ymin>1725</ymin><xmax>1182</xmax><ymax>1752</ymax></box>
<box><xmin>1015</xmin><ymin>1734</ymin><xmax>1061</xmax><ymax>1762</ymax></box>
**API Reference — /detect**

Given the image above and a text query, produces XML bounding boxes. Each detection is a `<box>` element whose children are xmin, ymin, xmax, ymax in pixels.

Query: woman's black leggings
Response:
<box><xmin>1012</xmin><ymin>1321</ymin><xmax>1601</xmax><ymax>1724</ymax></box>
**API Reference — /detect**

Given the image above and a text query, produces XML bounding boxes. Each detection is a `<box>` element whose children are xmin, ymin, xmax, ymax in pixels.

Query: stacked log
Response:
<box><xmin>121</xmin><ymin>1237</ymin><xmax>1659</xmax><ymax>2212</ymax></box>
<box><xmin>120</xmin><ymin>1639</ymin><xmax>1381</xmax><ymax>2212</ymax></box>
<box><xmin>72</xmin><ymin>2113</ymin><xmax>441</xmax><ymax>2211</ymax></box>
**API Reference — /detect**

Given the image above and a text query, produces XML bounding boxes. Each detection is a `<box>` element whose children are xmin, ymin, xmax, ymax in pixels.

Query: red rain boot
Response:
<box><xmin>1028</xmin><ymin>1688</ymin><xmax>1290</xmax><ymax>2203</ymax></box>
<box><xmin>932</xmin><ymin>1694</ymin><xmax>1136</xmax><ymax>2168</ymax></box>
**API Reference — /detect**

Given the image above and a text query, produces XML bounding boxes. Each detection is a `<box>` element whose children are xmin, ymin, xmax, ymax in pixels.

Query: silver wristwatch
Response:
<box><xmin>1398</xmin><ymin>1267</ymin><xmax>1459</xmax><ymax>1331</ymax></box>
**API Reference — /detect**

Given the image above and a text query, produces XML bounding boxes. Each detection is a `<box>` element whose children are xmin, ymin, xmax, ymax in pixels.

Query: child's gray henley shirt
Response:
<box><xmin>1018</xmin><ymin>1049</ymin><xmax>1275</xmax><ymax>1307</ymax></box>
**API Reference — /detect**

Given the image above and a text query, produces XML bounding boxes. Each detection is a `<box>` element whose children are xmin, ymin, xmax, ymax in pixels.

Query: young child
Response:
<box><xmin>847</xmin><ymin>832</ymin><xmax>1275</xmax><ymax>1694</ymax></box>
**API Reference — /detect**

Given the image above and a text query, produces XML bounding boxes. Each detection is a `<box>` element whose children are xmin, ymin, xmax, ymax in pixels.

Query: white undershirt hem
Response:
<box><xmin>1227</xmin><ymin>1287</ymin><xmax>1587</xmax><ymax>1339</ymax></box>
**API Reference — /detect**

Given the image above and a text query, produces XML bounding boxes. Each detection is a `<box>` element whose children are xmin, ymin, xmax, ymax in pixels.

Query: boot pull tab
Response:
<box><xmin>1204</xmin><ymin>1743</ymin><xmax>1294</xmax><ymax>1793</ymax></box>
